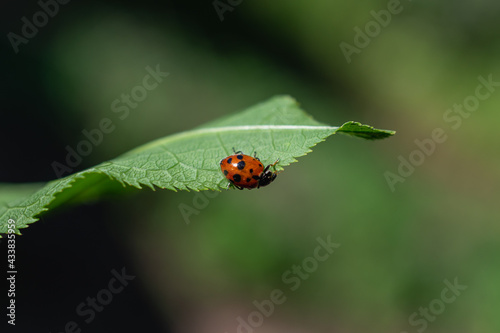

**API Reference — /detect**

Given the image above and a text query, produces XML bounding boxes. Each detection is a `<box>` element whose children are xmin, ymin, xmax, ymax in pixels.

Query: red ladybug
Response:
<box><xmin>220</xmin><ymin>150</ymin><xmax>279</xmax><ymax>190</ymax></box>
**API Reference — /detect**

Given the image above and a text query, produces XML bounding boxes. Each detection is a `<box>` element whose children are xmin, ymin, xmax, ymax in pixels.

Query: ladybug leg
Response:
<box><xmin>273</xmin><ymin>159</ymin><xmax>283</xmax><ymax>175</ymax></box>
<box><xmin>262</xmin><ymin>159</ymin><xmax>280</xmax><ymax>173</ymax></box>
<box><xmin>253</xmin><ymin>151</ymin><xmax>261</xmax><ymax>161</ymax></box>
<box><xmin>228</xmin><ymin>180</ymin><xmax>243</xmax><ymax>190</ymax></box>
<box><xmin>232</xmin><ymin>183</ymin><xmax>243</xmax><ymax>190</ymax></box>
<box><xmin>232</xmin><ymin>147</ymin><xmax>243</xmax><ymax>154</ymax></box>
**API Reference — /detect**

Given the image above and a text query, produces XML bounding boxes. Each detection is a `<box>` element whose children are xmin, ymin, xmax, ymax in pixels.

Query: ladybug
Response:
<box><xmin>220</xmin><ymin>149</ymin><xmax>279</xmax><ymax>190</ymax></box>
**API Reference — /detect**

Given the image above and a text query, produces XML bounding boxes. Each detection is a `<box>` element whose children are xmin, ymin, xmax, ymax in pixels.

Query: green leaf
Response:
<box><xmin>336</xmin><ymin>121</ymin><xmax>396</xmax><ymax>140</ymax></box>
<box><xmin>0</xmin><ymin>96</ymin><xmax>395</xmax><ymax>235</ymax></box>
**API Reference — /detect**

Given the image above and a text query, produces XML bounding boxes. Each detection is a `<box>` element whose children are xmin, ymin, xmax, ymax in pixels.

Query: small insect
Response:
<box><xmin>220</xmin><ymin>149</ymin><xmax>279</xmax><ymax>190</ymax></box>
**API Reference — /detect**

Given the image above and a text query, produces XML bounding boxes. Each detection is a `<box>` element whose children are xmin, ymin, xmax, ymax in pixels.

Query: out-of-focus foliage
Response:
<box><xmin>4</xmin><ymin>0</ymin><xmax>500</xmax><ymax>332</ymax></box>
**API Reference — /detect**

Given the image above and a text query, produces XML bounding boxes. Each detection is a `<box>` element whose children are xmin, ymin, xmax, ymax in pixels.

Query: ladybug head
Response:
<box><xmin>257</xmin><ymin>159</ymin><xmax>280</xmax><ymax>188</ymax></box>
<box><xmin>258</xmin><ymin>169</ymin><xmax>278</xmax><ymax>188</ymax></box>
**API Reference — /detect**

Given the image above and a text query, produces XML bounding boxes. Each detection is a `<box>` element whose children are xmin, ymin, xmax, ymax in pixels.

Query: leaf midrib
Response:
<box><xmin>123</xmin><ymin>125</ymin><xmax>338</xmax><ymax>155</ymax></box>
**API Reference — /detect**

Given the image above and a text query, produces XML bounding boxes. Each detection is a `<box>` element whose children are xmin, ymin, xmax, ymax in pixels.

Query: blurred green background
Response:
<box><xmin>2</xmin><ymin>1</ymin><xmax>500</xmax><ymax>332</ymax></box>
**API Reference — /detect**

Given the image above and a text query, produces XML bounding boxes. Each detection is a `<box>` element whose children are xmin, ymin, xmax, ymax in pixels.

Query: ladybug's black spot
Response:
<box><xmin>252</xmin><ymin>175</ymin><xmax>260</xmax><ymax>180</ymax></box>
<box><xmin>223</xmin><ymin>170</ymin><xmax>228</xmax><ymax>176</ymax></box>
<box><xmin>259</xmin><ymin>163</ymin><xmax>263</xmax><ymax>167</ymax></box>
<box><xmin>246</xmin><ymin>177</ymin><xmax>251</xmax><ymax>182</ymax></box>
<box><xmin>249</xmin><ymin>169</ymin><xmax>253</xmax><ymax>174</ymax></box>
<box><xmin>227</xmin><ymin>158</ymin><xmax>232</xmax><ymax>164</ymax></box>
<box><xmin>237</xmin><ymin>161</ymin><xmax>246</xmax><ymax>170</ymax></box>
<box><xmin>237</xmin><ymin>154</ymin><xmax>243</xmax><ymax>160</ymax></box>
<box><xmin>233</xmin><ymin>174</ymin><xmax>241</xmax><ymax>182</ymax></box>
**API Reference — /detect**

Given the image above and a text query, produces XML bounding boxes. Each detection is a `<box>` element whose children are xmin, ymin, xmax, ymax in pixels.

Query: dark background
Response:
<box><xmin>2</xmin><ymin>1</ymin><xmax>500</xmax><ymax>332</ymax></box>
